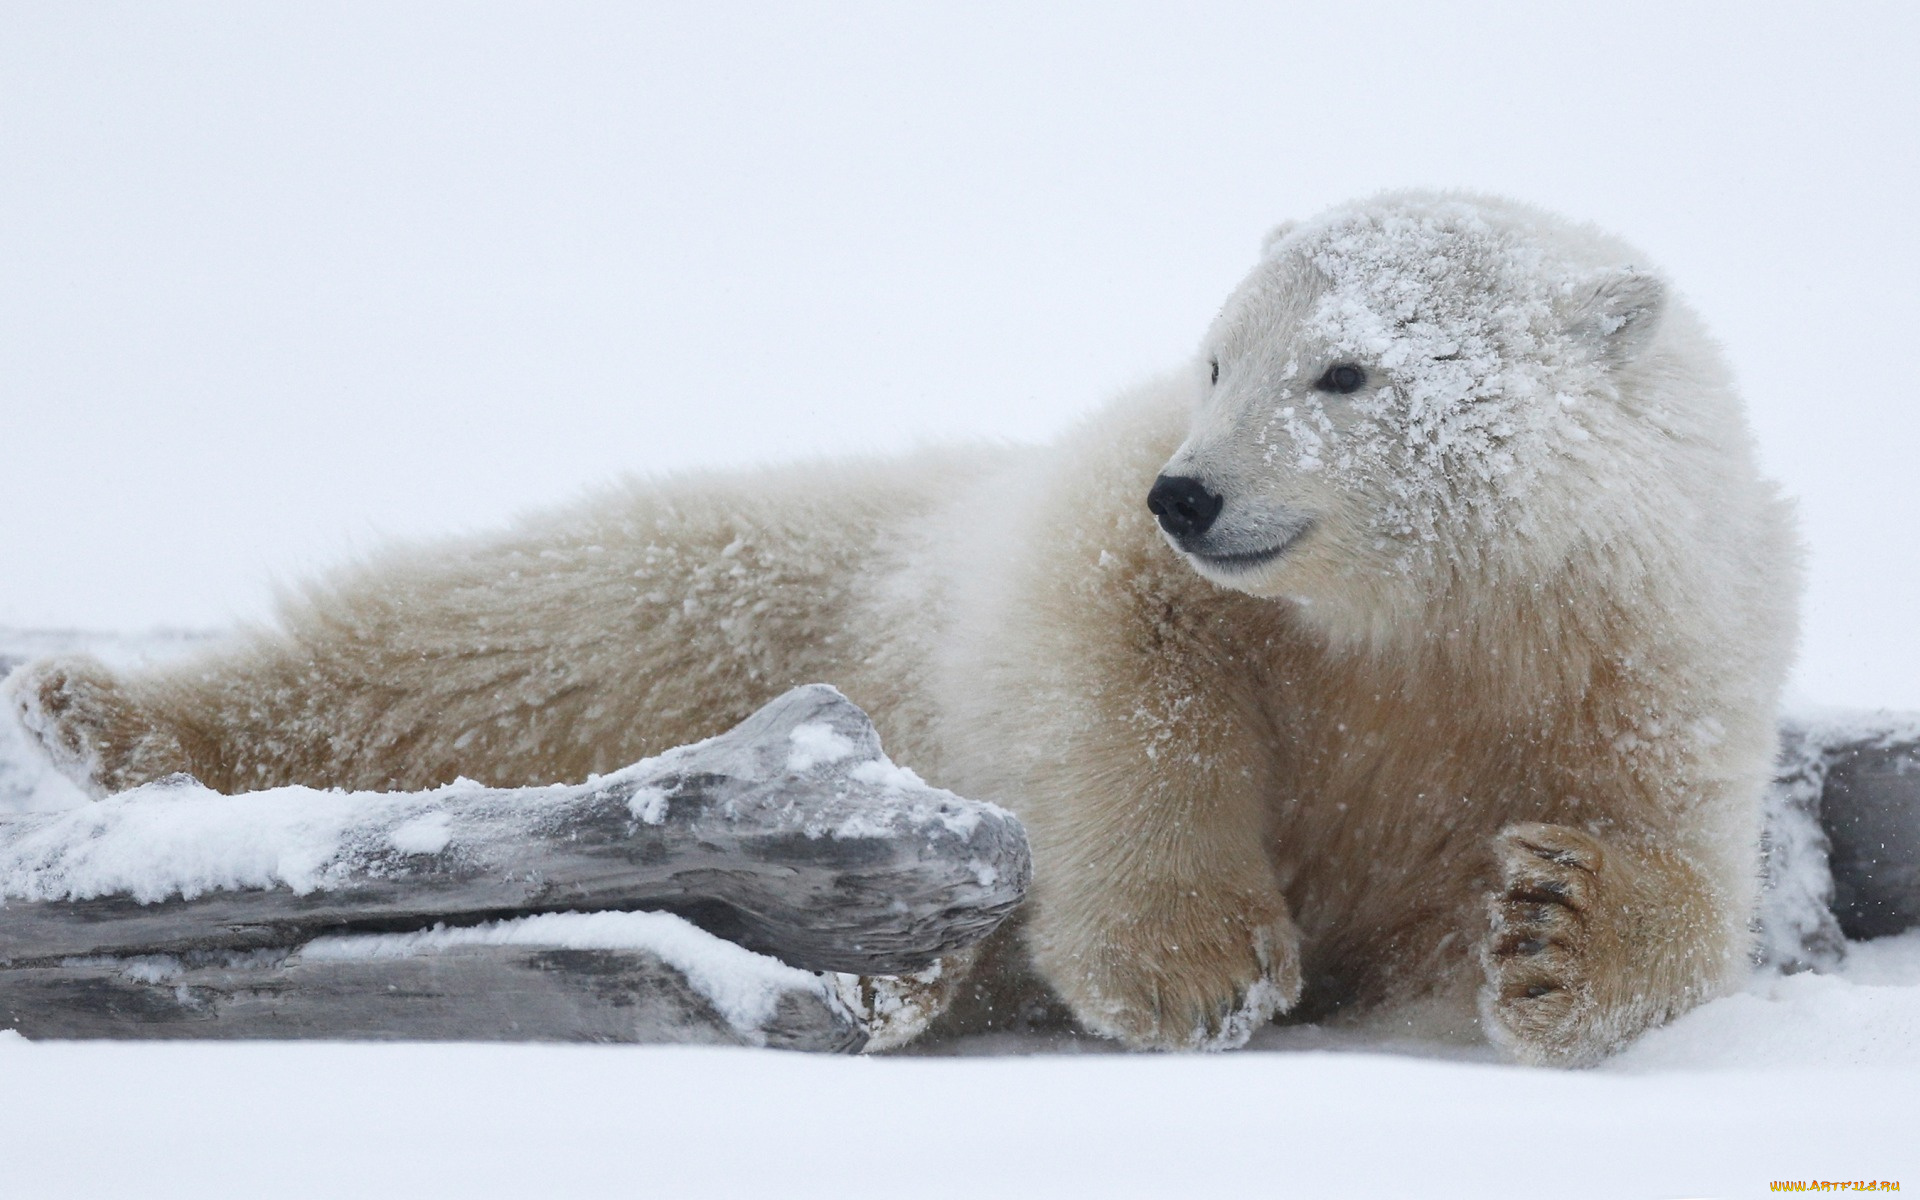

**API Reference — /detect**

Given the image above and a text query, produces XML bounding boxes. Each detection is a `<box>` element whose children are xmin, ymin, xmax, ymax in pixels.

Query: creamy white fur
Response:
<box><xmin>4</xmin><ymin>192</ymin><xmax>1799</xmax><ymax>1063</ymax></box>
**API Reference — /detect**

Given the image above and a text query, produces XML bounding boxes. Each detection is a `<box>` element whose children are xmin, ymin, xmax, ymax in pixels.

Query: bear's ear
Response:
<box><xmin>1260</xmin><ymin>220</ymin><xmax>1300</xmax><ymax>257</ymax></box>
<box><xmin>1564</xmin><ymin>266</ymin><xmax>1666</xmax><ymax>368</ymax></box>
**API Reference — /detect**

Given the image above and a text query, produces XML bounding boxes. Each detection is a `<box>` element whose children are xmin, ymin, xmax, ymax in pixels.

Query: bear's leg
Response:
<box><xmin>1034</xmin><ymin>881</ymin><xmax>1302</xmax><ymax>1052</ymax></box>
<box><xmin>1480</xmin><ymin>821</ymin><xmax>1743</xmax><ymax>1066</ymax></box>
<box><xmin>2</xmin><ymin>654</ymin><xmax>192</xmax><ymax>798</ymax></box>
<box><xmin>1021</xmin><ymin>704</ymin><xmax>1304</xmax><ymax>1050</ymax></box>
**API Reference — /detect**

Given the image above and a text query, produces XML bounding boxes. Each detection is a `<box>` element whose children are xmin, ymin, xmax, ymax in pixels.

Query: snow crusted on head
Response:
<box><xmin>1279</xmin><ymin>196</ymin><xmax>1612</xmax><ymax>561</ymax></box>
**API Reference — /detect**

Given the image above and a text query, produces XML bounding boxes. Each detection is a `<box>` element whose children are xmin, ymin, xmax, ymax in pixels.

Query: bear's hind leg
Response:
<box><xmin>1480</xmin><ymin>822</ymin><xmax>1743</xmax><ymax>1066</ymax></box>
<box><xmin>2</xmin><ymin>654</ymin><xmax>191</xmax><ymax>798</ymax></box>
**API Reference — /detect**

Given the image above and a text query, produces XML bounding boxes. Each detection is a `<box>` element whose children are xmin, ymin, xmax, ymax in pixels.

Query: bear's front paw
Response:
<box><xmin>1480</xmin><ymin>822</ymin><xmax>1613</xmax><ymax>1066</ymax></box>
<box><xmin>1042</xmin><ymin>903</ymin><xmax>1302</xmax><ymax>1052</ymax></box>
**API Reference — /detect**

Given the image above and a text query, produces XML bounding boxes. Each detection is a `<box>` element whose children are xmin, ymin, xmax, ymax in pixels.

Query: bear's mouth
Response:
<box><xmin>1188</xmin><ymin>522</ymin><xmax>1314</xmax><ymax>573</ymax></box>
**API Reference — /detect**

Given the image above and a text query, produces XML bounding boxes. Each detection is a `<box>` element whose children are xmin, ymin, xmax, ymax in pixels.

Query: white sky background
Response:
<box><xmin>1</xmin><ymin>2</ymin><xmax>1915</xmax><ymax>708</ymax></box>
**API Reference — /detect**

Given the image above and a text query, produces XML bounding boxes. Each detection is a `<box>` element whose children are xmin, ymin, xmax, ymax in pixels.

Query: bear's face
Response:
<box><xmin>1152</xmin><ymin>195</ymin><xmax>1665</xmax><ymax>638</ymax></box>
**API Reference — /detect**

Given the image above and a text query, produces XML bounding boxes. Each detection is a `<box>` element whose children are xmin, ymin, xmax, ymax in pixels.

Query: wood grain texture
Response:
<box><xmin>0</xmin><ymin>942</ymin><xmax>867</xmax><ymax>1049</ymax></box>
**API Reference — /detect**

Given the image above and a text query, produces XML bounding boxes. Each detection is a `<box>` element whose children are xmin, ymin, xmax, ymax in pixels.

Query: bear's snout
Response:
<box><xmin>1147</xmin><ymin>474</ymin><xmax>1224</xmax><ymax>542</ymax></box>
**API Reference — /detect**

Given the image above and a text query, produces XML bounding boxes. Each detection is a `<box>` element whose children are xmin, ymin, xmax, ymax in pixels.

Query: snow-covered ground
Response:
<box><xmin>6</xmin><ymin>5</ymin><xmax>1920</xmax><ymax>1196</ymax></box>
<box><xmin>1</xmin><ymin>938</ymin><xmax>1916</xmax><ymax>1200</ymax></box>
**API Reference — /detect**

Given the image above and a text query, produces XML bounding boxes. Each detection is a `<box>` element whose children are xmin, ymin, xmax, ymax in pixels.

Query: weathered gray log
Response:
<box><xmin>0</xmin><ymin>684</ymin><xmax>1031</xmax><ymax>975</ymax></box>
<box><xmin>0</xmin><ymin>923</ymin><xmax>867</xmax><ymax>1050</ymax></box>
<box><xmin>1820</xmin><ymin>736</ymin><xmax>1920</xmax><ymax>940</ymax></box>
<box><xmin>1762</xmin><ymin>713</ymin><xmax>1920</xmax><ymax>969</ymax></box>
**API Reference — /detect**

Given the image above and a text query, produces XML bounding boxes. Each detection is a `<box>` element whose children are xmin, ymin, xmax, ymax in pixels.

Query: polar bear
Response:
<box><xmin>5</xmin><ymin>192</ymin><xmax>1797</xmax><ymax>1064</ymax></box>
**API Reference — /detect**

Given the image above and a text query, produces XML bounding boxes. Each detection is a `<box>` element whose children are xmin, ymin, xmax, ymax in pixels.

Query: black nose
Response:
<box><xmin>1147</xmin><ymin>474</ymin><xmax>1224</xmax><ymax>540</ymax></box>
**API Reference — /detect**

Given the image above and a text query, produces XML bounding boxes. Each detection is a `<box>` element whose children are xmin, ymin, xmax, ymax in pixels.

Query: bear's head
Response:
<box><xmin>1152</xmin><ymin>192</ymin><xmax>1674</xmax><ymax>643</ymax></box>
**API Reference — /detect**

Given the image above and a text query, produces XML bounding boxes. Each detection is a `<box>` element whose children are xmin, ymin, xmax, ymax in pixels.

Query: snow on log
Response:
<box><xmin>0</xmin><ymin>684</ymin><xmax>1026</xmax><ymax>1046</ymax></box>
<box><xmin>1761</xmin><ymin>726</ymin><xmax>1851</xmax><ymax>973</ymax></box>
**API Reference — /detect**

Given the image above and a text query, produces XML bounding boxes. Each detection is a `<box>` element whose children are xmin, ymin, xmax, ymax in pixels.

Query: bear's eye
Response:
<box><xmin>1209</xmin><ymin>357</ymin><xmax>1219</xmax><ymax>386</ymax></box>
<box><xmin>1314</xmin><ymin>363</ymin><xmax>1367</xmax><ymax>394</ymax></box>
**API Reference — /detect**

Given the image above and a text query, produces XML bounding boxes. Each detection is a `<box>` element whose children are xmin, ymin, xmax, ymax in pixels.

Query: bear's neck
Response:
<box><xmin>1299</xmin><ymin>556</ymin><xmax>1676</xmax><ymax>721</ymax></box>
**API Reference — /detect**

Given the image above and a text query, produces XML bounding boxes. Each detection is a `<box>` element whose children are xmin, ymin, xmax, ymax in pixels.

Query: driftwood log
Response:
<box><xmin>1762</xmin><ymin>714</ymin><xmax>1920</xmax><ymax>971</ymax></box>
<box><xmin>0</xmin><ymin>685</ymin><xmax>1027</xmax><ymax>1048</ymax></box>
<box><xmin>0</xmin><ymin>929</ymin><xmax>868</xmax><ymax>1051</ymax></box>
<box><xmin>1802</xmin><ymin>728</ymin><xmax>1920</xmax><ymax>939</ymax></box>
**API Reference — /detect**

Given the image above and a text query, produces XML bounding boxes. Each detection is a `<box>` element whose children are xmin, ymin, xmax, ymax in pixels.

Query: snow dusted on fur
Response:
<box><xmin>301</xmin><ymin>911</ymin><xmax>838</xmax><ymax>1040</ymax></box>
<box><xmin>1267</xmin><ymin>198</ymin><xmax>1613</xmax><ymax>561</ymax></box>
